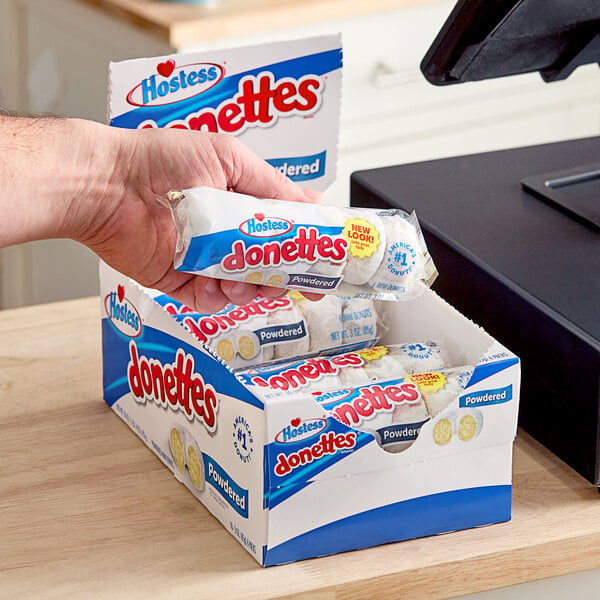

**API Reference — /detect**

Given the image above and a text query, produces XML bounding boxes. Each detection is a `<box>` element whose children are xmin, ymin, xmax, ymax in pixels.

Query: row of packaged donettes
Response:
<box><xmin>155</xmin><ymin>289</ymin><xmax>481</xmax><ymax>461</ymax></box>
<box><xmin>156</xmin><ymin>187</ymin><xmax>479</xmax><ymax>467</ymax></box>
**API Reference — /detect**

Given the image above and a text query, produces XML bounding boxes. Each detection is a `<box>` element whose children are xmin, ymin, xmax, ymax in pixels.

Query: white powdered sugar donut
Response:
<box><xmin>369</xmin><ymin>213</ymin><xmax>427</xmax><ymax>299</ymax></box>
<box><xmin>337</xmin><ymin>366</ymin><xmax>371</xmax><ymax>387</ymax></box>
<box><xmin>364</xmin><ymin>354</ymin><xmax>408</xmax><ymax>381</ymax></box>
<box><xmin>422</xmin><ymin>368</ymin><xmax>473</xmax><ymax>417</ymax></box>
<box><xmin>307</xmin><ymin>257</ymin><xmax>347</xmax><ymax>278</ymax></box>
<box><xmin>340</xmin><ymin>298</ymin><xmax>379</xmax><ymax>346</ymax></box>
<box><xmin>296</xmin><ymin>294</ymin><xmax>344</xmax><ymax>353</ymax></box>
<box><xmin>395</xmin><ymin>340</ymin><xmax>448</xmax><ymax>374</ymax></box>
<box><xmin>341</xmin><ymin>210</ymin><xmax>386</xmax><ymax>285</ymax></box>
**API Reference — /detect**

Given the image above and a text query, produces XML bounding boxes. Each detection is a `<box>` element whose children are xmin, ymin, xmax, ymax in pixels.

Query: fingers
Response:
<box><xmin>259</xmin><ymin>285</ymin><xmax>287</xmax><ymax>299</ymax></box>
<box><xmin>176</xmin><ymin>277</ymin><xmax>260</xmax><ymax>313</ymax></box>
<box><xmin>169</xmin><ymin>274</ymin><xmax>324</xmax><ymax>314</ymax></box>
<box><xmin>175</xmin><ymin>275</ymin><xmax>230</xmax><ymax>314</ymax></box>
<box><xmin>212</xmin><ymin>134</ymin><xmax>321</xmax><ymax>203</ymax></box>
<box><xmin>219</xmin><ymin>279</ymin><xmax>260</xmax><ymax>307</ymax></box>
<box><xmin>300</xmin><ymin>291</ymin><xmax>325</xmax><ymax>302</ymax></box>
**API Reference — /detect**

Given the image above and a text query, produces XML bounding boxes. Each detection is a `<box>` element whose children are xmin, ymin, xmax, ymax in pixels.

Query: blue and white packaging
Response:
<box><xmin>166</xmin><ymin>187</ymin><xmax>437</xmax><ymax>301</ymax></box>
<box><xmin>109</xmin><ymin>35</ymin><xmax>342</xmax><ymax>192</ymax></box>
<box><xmin>105</xmin><ymin>36</ymin><xmax>521</xmax><ymax>566</ymax></box>
<box><xmin>100</xmin><ymin>262</ymin><xmax>520</xmax><ymax>566</ymax></box>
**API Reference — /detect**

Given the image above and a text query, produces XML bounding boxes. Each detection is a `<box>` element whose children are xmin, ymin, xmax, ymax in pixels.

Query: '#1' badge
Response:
<box><xmin>233</xmin><ymin>415</ymin><xmax>254</xmax><ymax>463</ymax></box>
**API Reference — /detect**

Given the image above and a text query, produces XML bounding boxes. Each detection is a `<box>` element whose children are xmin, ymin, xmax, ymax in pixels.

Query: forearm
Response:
<box><xmin>0</xmin><ymin>115</ymin><xmax>126</xmax><ymax>248</ymax></box>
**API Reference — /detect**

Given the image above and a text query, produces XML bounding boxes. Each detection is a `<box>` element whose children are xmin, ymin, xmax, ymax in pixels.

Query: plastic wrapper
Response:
<box><xmin>236</xmin><ymin>341</ymin><xmax>453</xmax><ymax>401</ymax></box>
<box><xmin>153</xmin><ymin>292</ymin><xmax>385</xmax><ymax>370</ymax></box>
<box><xmin>311</xmin><ymin>366</ymin><xmax>474</xmax><ymax>454</ymax></box>
<box><xmin>165</xmin><ymin>186</ymin><xmax>437</xmax><ymax>301</ymax></box>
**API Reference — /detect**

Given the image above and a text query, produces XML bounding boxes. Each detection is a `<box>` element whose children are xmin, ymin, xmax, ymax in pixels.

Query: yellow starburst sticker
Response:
<box><xmin>406</xmin><ymin>372</ymin><xmax>447</xmax><ymax>393</ymax></box>
<box><xmin>357</xmin><ymin>346</ymin><xmax>389</xmax><ymax>362</ymax></box>
<box><xmin>342</xmin><ymin>218</ymin><xmax>381</xmax><ymax>258</ymax></box>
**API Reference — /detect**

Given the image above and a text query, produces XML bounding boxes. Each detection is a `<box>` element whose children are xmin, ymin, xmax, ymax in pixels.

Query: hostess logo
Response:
<box><xmin>239</xmin><ymin>213</ymin><xmax>293</xmax><ymax>238</ymax></box>
<box><xmin>105</xmin><ymin>285</ymin><xmax>142</xmax><ymax>338</ymax></box>
<box><xmin>312</xmin><ymin>388</ymin><xmax>354</xmax><ymax>407</ymax></box>
<box><xmin>127</xmin><ymin>59</ymin><xmax>224</xmax><ymax>107</ymax></box>
<box><xmin>275</xmin><ymin>417</ymin><xmax>327</xmax><ymax>444</ymax></box>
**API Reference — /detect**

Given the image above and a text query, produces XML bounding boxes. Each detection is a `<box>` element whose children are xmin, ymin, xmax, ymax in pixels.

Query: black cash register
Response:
<box><xmin>351</xmin><ymin>0</ymin><xmax>600</xmax><ymax>485</ymax></box>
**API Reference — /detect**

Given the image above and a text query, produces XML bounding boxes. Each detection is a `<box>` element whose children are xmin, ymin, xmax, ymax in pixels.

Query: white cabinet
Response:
<box><xmin>1</xmin><ymin>0</ymin><xmax>600</xmax><ymax>307</ymax></box>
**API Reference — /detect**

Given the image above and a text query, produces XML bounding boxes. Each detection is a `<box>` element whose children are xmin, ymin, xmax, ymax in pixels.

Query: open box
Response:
<box><xmin>100</xmin><ymin>261</ymin><xmax>520</xmax><ymax>566</ymax></box>
<box><xmin>104</xmin><ymin>34</ymin><xmax>520</xmax><ymax>566</ymax></box>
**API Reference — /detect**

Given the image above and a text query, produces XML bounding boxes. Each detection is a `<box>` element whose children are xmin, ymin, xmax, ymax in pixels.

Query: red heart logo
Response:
<box><xmin>157</xmin><ymin>59</ymin><xmax>175</xmax><ymax>77</ymax></box>
<box><xmin>291</xmin><ymin>418</ymin><xmax>301</xmax><ymax>427</ymax></box>
<box><xmin>255</xmin><ymin>213</ymin><xmax>265</xmax><ymax>221</ymax></box>
<box><xmin>117</xmin><ymin>284</ymin><xmax>125</xmax><ymax>303</ymax></box>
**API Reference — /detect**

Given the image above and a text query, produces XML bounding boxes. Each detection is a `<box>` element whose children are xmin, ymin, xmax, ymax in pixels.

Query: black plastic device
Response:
<box><xmin>350</xmin><ymin>139</ymin><xmax>600</xmax><ymax>485</ymax></box>
<box><xmin>420</xmin><ymin>0</ymin><xmax>600</xmax><ymax>85</ymax></box>
<box><xmin>420</xmin><ymin>0</ymin><xmax>600</xmax><ymax>229</ymax></box>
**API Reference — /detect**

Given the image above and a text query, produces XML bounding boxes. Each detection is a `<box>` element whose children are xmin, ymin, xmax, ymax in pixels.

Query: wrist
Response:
<box><xmin>0</xmin><ymin>115</ymin><xmax>128</xmax><ymax>248</ymax></box>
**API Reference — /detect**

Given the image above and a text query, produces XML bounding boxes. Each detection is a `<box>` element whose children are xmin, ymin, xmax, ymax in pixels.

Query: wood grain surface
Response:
<box><xmin>2</xmin><ymin>297</ymin><xmax>600</xmax><ymax>600</ymax></box>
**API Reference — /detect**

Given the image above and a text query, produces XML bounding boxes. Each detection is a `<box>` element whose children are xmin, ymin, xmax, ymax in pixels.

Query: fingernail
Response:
<box><xmin>302</xmin><ymin>188</ymin><xmax>321</xmax><ymax>203</ymax></box>
<box><xmin>204</xmin><ymin>277</ymin><xmax>219</xmax><ymax>295</ymax></box>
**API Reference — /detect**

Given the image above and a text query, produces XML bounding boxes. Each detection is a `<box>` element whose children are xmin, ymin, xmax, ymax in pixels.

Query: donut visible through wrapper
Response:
<box><xmin>433</xmin><ymin>418</ymin><xmax>453</xmax><ymax>446</ymax></box>
<box><xmin>244</xmin><ymin>272</ymin><xmax>264</xmax><ymax>284</ymax></box>
<box><xmin>186</xmin><ymin>439</ymin><xmax>205</xmax><ymax>491</ymax></box>
<box><xmin>169</xmin><ymin>426</ymin><xmax>186</xmax><ymax>472</ymax></box>
<box><xmin>368</xmin><ymin>212</ymin><xmax>437</xmax><ymax>300</ymax></box>
<box><xmin>341</xmin><ymin>211</ymin><xmax>386</xmax><ymax>285</ymax></box>
<box><xmin>216</xmin><ymin>338</ymin><xmax>236</xmax><ymax>363</ymax></box>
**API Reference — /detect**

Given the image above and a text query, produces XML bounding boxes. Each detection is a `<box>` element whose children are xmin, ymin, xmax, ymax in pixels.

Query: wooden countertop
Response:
<box><xmin>2</xmin><ymin>296</ymin><xmax>600</xmax><ymax>599</ymax></box>
<box><xmin>81</xmin><ymin>0</ymin><xmax>439</xmax><ymax>48</ymax></box>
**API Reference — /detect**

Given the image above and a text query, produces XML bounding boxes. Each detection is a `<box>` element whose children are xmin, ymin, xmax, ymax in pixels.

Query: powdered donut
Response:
<box><xmin>364</xmin><ymin>354</ymin><xmax>408</xmax><ymax>381</ymax></box>
<box><xmin>341</xmin><ymin>210</ymin><xmax>386</xmax><ymax>285</ymax></box>
<box><xmin>421</xmin><ymin>368</ymin><xmax>473</xmax><ymax>417</ymax></box>
<box><xmin>394</xmin><ymin>340</ymin><xmax>449</xmax><ymax>374</ymax></box>
<box><xmin>169</xmin><ymin>425</ymin><xmax>187</xmax><ymax>473</ymax></box>
<box><xmin>369</xmin><ymin>213</ymin><xmax>429</xmax><ymax>300</ymax></box>
<box><xmin>263</xmin><ymin>270</ymin><xmax>289</xmax><ymax>288</ymax></box>
<box><xmin>337</xmin><ymin>366</ymin><xmax>370</xmax><ymax>387</ymax></box>
<box><xmin>296</xmin><ymin>294</ymin><xmax>344</xmax><ymax>353</ymax></box>
<box><xmin>185</xmin><ymin>437</ymin><xmax>205</xmax><ymax>491</ymax></box>
<box><xmin>340</xmin><ymin>298</ymin><xmax>379</xmax><ymax>346</ymax></box>
<box><xmin>236</xmin><ymin>330</ymin><xmax>261</xmax><ymax>361</ymax></box>
<box><xmin>216</xmin><ymin>338</ymin><xmax>236</xmax><ymax>363</ymax></box>
<box><xmin>244</xmin><ymin>271</ymin><xmax>264</xmax><ymax>284</ymax></box>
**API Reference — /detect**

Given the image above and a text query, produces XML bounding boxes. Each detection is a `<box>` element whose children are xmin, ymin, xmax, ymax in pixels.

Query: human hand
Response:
<box><xmin>0</xmin><ymin>116</ymin><xmax>322</xmax><ymax>313</ymax></box>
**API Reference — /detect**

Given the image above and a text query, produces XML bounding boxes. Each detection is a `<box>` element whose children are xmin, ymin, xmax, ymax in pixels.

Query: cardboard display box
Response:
<box><xmin>104</xmin><ymin>35</ymin><xmax>521</xmax><ymax>566</ymax></box>
<box><xmin>100</xmin><ymin>262</ymin><xmax>520</xmax><ymax>566</ymax></box>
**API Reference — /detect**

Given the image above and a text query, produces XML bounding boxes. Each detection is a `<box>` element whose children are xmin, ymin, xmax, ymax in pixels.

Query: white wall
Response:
<box><xmin>0</xmin><ymin>0</ymin><xmax>23</xmax><ymax>110</ymax></box>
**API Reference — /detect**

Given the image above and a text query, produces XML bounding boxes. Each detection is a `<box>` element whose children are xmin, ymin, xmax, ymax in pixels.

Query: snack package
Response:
<box><xmin>312</xmin><ymin>366</ymin><xmax>475</xmax><ymax>453</ymax></box>
<box><xmin>153</xmin><ymin>291</ymin><xmax>386</xmax><ymax>370</ymax></box>
<box><xmin>166</xmin><ymin>187</ymin><xmax>437</xmax><ymax>301</ymax></box>
<box><xmin>109</xmin><ymin>35</ymin><xmax>342</xmax><ymax>193</ymax></box>
<box><xmin>236</xmin><ymin>341</ymin><xmax>452</xmax><ymax>400</ymax></box>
